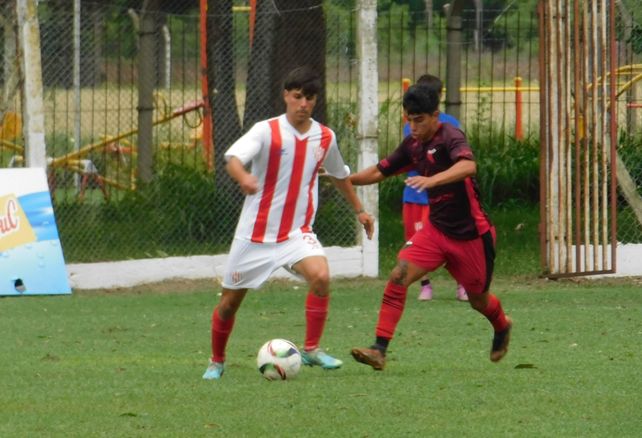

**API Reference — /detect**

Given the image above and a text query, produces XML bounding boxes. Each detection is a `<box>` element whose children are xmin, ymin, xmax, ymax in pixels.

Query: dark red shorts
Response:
<box><xmin>402</xmin><ymin>203</ymin><xmax>429</xmax><ymax>241</ymax></box>
<box><xmin>398</xmin><ymin>220</ymin><xmax>496</xmax><ymax>294</ymax></box>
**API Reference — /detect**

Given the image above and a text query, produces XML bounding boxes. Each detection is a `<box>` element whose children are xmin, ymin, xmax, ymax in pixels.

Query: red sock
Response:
<box><xmin>304</xmin><ymin>292</ymin><xmax>329</xmax><ymax>351</ymax></box>
<box><xmin>479</xmin><ymin>294</ymin><xmax>509</xmax><ymax>332</ymax></box>
<box><xmin>211</xmin><ymin>307</ymin><xmax>235</xmax><ymax>363</ymax></box>
<box><xmin>375</xmin><ymin>282</ymin><xmax>408</xmax><ymax>340</ymax></box>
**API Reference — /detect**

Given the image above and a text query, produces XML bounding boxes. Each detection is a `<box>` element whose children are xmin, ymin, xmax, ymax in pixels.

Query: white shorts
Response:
<box><xmin>222</xmin><ymin>233</ymin><xmax>326</xmax><ymax>289</ymax></box>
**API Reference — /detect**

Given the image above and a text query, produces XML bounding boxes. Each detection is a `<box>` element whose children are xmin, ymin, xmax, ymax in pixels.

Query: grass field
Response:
<box><xmin>2</xmin><ymin>276</ymin><xmax>641</xmax><ymax>437</ymax></box>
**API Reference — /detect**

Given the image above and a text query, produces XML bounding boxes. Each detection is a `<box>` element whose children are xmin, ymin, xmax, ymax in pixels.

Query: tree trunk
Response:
<box><xmin>0</xmin><ymin>9</ymin><xmax>19</xmax><ymax>119</ymax></box>
<box><xmin>424</xmin><ymin>0</ymin><xmax>433</xmax><ymax>29</ymax></box>
<box><xmin>244</xmin><ymin>0</ymin><xmax>327</xmax><ymax>125</ymax></box>
<box><xmin>269</xmin><ymin>0</ymin><xmax>327</xmax><ymax>124</ymax></box>
<box><xmin>243</xmin><ymin>0</ymin><xmax>278</xmax><ymax>129</ymax></box>
<box><xmin>88</xmin><ymin>3</ymin><xmax>106</xmax><ymax>84</ymax></box>
<box><xmin>137</xmin><ymin>0</ymin><xmax>159</xmax><ymax>185</ymax></box>
<box><xmin>206</xmin><ymin>0</ymin><xmax>241</xmax><ymax>183</ymax></box>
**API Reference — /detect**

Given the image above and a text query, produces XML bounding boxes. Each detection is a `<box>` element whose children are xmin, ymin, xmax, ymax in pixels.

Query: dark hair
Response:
<box><xmin>416</xmin><ymin>74</ymin><xmax>443</xmax><ymax>94</ymax></box>
<box><xmin>403</xmin><ymin>84</ymin><xmax>440</xmax><ymax>115</ymax></box>
<box><xmin>283</xmin><ymin>66</ymin><xmax>321</xmax><ymax>98</ymax></box>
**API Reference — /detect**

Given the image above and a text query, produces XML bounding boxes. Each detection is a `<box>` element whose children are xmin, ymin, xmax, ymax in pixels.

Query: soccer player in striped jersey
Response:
<box><xmin>350</xmin><ymin>84</ymin><xmax>511</xmax><ymax>371</ymax></box>
<box><xmin>203</xmin><ymin>66</ymin><xmax>374</xmax><ymax>380</ymax></box>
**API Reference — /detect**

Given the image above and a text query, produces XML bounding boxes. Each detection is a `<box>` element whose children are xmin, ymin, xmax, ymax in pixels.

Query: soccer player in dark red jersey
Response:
<box><xmin>349</xmin><ymin>84</ymin><xmax>511</xmax><ymax>370</ymax></box>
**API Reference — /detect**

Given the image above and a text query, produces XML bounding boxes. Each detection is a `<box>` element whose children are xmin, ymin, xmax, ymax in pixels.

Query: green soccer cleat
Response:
<box><xmin>301</xmin><ymin>348</ymin><xmax>343</xmax><ymax>370</ymax></box>
<box><xmin>202</xmin><ymin>361</ymin><xmax>225</xmax><ymax>380</ymax></box>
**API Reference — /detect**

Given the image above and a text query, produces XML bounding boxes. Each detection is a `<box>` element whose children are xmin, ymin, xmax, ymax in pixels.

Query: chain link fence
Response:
<box><xmin>1</xmin><ymin>1</ymin><xmax>640</xmax><ymax>264</ymax></box>
<box><xmin>615</xmin><ymin>1</ymin><xmax>642</xmax><ymax>244</ymax></box>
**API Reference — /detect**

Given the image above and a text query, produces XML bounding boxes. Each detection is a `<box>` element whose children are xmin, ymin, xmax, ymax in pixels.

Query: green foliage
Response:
<box><xmin>618</xmin><ymin>129</ymin><xmax>642</xmax><ymax>187</ymax></box>
<box><xmin>2</xmin><ymin>278</ymin><xmax>641</xmax><ymax>435</ymax></box>
<box><xmin>55</xmin><ymin>162</ymin><xmax>361</xmax><ymax>262</ymax></box>
<box><xmin>615</xmin><ymin>129</ymin><xmax>642</xmax><ymax>242</ymax></box>
<box><xmin>377</xmin><ymin>175</ymin><xmax>405</xmax><ymax>269</ymax></box>
<box><xmin>314</xmin><ymin>177</ymin><xmax>357</xmax><ymax>246</ymax></box>
<box><xmin>56</xmin><ymin>164</ymin><xmax>240</xmax><ymax>262</ymax></box>
<box><xmin>468</xmin><ymin>125</ymin><xmax>540</xmax><ymax>207</ymax></box>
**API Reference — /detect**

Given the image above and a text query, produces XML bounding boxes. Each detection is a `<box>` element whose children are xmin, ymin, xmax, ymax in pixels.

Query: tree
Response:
<box><xmin>206</xmin><ymin>0</ymin><xmax>242</xmax><ymax>184</ymax></box>
<box><xmin>244</xmin><ymin>0</ymin><xmax>327</xmax><ymax>126</ymax></box>
<box><xmin>242</xmin><ymin>0</ymin><xmax>278</xmax><ymax>128</ymax></box>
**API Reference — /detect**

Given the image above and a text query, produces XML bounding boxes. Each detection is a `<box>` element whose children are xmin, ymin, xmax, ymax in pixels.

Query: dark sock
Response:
<box><xmin>372</xmin><ymin>337</ymin><xmax>389</xmax><ymax>354</ymax></box>
<box><xmin>420</xmin><ymin>279</ymin><xmax>431</xmax><ymax>287</ymax></box>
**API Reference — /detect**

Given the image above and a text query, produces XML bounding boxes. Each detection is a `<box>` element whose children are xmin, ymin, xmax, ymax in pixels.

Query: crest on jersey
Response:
<box><xmin>313</xmin><ymin>144</ymin><xmax>326</xmax><ymax>162</ymax></box>
<box><xmin>231</xmin><ymin>271</ymin><xmax>242</xmax><ymax>284</ymax></box>
<box><xmin>426</xmin><ymin>148</ymin><xmax>437</xmax><ymax>164</ymax></box>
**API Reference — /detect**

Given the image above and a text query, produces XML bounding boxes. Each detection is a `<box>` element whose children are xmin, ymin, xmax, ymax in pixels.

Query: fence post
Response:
<box><xmin>356</xmin><ymin>0</ymin><xmax>378</xmax><ymax>277</ymax></box>
<box><xmin>514</xmin><ymin>76</ymin><xmax>523</xmax><ymax>140</ymax></box>
<box><xmin>16</xmin><ymin>0</ymin><xmax>47</xmax><ymax>169</ymax></box>
<box><xmin>199</xmin><ymin>0</ymin><xmax>213</xmax><ymax>171</ymax></box>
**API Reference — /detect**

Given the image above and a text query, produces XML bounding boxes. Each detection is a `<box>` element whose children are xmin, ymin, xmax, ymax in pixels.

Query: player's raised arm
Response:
<box><xmin>349</xmin><ymin>165</ymin><xmax>385</xmax><ymax>186</ymax></box>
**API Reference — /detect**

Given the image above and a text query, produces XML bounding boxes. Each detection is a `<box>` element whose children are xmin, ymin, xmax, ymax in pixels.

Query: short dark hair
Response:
<box><xmin>283</xmin><ymin>66</ymin><xmax>321</xmax><ymax>98</ymax></box>
<box><xmin>416</xmin><ymin>74</ymin><xmax>443</xmax><ymax>94</ymax></box>
<box><xmin>403</xmin><ymin>84</ymin><xmax>440</xmax><ymax>115</ymax></box>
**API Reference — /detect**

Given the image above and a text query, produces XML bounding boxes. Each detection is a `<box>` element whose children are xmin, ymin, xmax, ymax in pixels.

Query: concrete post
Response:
<box><xmin>356</xmin><ymin>0</ymin><xmax>379</xmax><ymax>277</ymax></box>
<box><xmin>16</xmin><ymin>0</ymin><xmax>47</xmax><ymax>168</ymax></box>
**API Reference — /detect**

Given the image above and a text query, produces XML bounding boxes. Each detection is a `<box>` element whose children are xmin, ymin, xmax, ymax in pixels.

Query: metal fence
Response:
<box><xmin>615</xmin><ymin>1</ymin><xmax>642</xmax><ymax>245</ymax></box>
<box><xmin>1</xmin><ymin>1</ymin><xmax>641</xmax><ymax>264</ymax></box>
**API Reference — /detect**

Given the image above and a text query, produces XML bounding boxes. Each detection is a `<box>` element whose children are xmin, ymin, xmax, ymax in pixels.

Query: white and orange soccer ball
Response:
<box><xmin>256</xmin><ymin>339</ymin><xmax>302</xmax><ymax>380</ymax></box>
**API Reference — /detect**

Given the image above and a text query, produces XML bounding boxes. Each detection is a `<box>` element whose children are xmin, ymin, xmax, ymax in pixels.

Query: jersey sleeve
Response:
<box><xmin>376</xmin><ymin>138</ymin><xmax>413</xmax><ymax>177</ymax></box>
<box><xmin>321</xmin><ymin>130</ymin><xmax>351</xmax><ymax>179</ymax></box>
<box><xmin>447</xmin><ymin>127</ymin><xmax>475</xmax><ymax>162</ymax></box>
<box><xmin>224</xmin><ymin>121</ymin><xmax>268</xmax><ymax>165</ymax></box>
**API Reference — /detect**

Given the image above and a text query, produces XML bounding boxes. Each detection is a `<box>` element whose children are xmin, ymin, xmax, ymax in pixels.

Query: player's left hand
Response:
<box><xmin>405</xmin><ymin>175</ymin><xmax>431</xmax><ymax>191</ymax></box>
<box><xmin>357</xmin><ymin>211</ymin><xmax>375</xmax><ymax>240</ymax></box>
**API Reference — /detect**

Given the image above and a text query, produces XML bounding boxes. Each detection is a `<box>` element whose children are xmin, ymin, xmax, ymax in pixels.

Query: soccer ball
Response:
<box><xmin>256</xmin><ymin>338</ymin><xmax>302</xmax><ymax>380</ymax></box>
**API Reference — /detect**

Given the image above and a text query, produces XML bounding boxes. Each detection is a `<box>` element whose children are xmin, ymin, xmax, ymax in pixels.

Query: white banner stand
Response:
<box><xmin>0</xmin><ymin>168</ymin><xmax>71</xmax><ymax>295</ymax></box>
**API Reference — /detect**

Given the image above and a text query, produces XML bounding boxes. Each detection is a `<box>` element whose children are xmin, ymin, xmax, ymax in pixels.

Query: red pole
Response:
<box><xmin>402</xmin><ymin>77</ymin><xmax>411</xmax><ymax>125</ymax></box>
<box><xmin>249</xmin><ymin>0</ymin><xmax>257</xmax><ymax>48</ymax></box>
<box><xmin>514</xmin><ymin>76</ymin><xmax>524</xmax><ymax>140</ymax></box>
<box><xmin>199</xmin><ymin>0</ymin><xmax>214</xmax><ymax>171</ymax></box>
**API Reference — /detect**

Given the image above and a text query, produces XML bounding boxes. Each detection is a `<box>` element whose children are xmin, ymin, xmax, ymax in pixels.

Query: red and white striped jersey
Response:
<box><xmin>224</xmin><ymin>114</ymin><xmax>350</xmax><ymax>244</ymax></box>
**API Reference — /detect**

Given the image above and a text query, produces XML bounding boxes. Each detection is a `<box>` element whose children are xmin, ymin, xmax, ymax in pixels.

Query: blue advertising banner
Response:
<box><xmin>0</xmin><ymin>168</ymin><xmax>71</xmax><ymax>295</ymax></box>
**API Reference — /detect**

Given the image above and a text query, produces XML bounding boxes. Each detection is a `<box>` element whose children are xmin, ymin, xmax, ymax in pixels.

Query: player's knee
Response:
<box><xmin>217</xmin><ymin>303</ymin><xmax>237</xmax><ymax>320</ymax></box>
<box><xmin>389</xmin><ymin>265</ymin><xmax>406</xmax><ymax>285</ymax></box>
<box><xmin>218</xmin><ymin>295</ymin><xmax>243</xmax><ymax>318</ymax></box>
<box><xmin>308</xmin><ymin>270</ymin><xmax>330</xmax><ymax>295</ymax></box>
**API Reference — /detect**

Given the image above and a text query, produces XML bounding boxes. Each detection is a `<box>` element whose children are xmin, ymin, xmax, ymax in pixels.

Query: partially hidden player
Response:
<box><xmin>203</xmin><ymin>66</ymin><xmax>374</xmax><ymax>380</ymax></box>
<box><xmin>349</xmin><ymin>84</ymin><xmax>511</xmax><ymax>371</ymax></box>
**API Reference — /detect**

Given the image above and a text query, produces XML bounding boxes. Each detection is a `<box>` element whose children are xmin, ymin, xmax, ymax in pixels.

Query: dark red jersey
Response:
<box><xmin>377</xmin><ymin>123</ymin><xmax>492</xmax><ymax>240</ymax></box>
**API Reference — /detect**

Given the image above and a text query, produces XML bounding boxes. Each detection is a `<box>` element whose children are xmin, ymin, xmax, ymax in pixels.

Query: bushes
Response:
<box><xmin>468</xmin><ymin>126</ymin><xmax>540</xmax><ymax>207</ymax></box>
<box><xmin>55</xmin><ymin>126</ymin><xmax>542</xmax><ymax>263</ymax></box>
<box><xmin>56</xmin><ymin>164</ymin><xmax>241</xmax><ymax>262</ymax></box>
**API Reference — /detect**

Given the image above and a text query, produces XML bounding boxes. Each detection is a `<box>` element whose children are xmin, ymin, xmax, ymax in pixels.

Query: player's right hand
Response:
<box><xmin>238</xmin><ymin>174</ymin><xmax>259</xmax><ymax>194</ymax></box>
